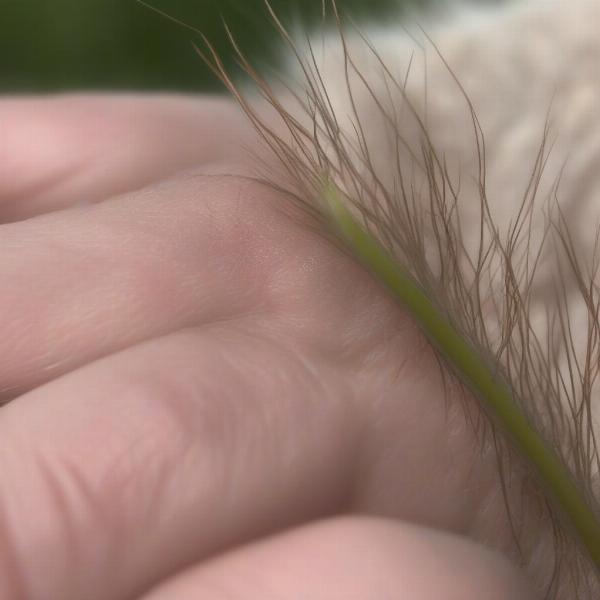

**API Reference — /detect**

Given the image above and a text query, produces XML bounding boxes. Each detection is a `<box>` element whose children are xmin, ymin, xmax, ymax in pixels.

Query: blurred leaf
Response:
<box><xmin>0</xmin><ymin>0</ymin><xmax>403</xmax><ymax>91</ymax></box>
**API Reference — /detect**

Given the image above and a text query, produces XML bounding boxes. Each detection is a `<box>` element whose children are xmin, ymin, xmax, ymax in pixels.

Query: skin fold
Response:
<box><xmin>0</xmin><ymin>94</ymin><xmax>538</xmax><ymax>599</ymax></box>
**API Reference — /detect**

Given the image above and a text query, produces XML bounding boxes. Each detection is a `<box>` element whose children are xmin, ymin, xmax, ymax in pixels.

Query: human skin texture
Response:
<box><xmin>0</xmin><ymin>2</ymin><xmax>596</xmax><ymax>599</ymax></box>
<box><xmin>0</xmin><ymin>94</ymin><xmax>540</xmax><ymax>599</ymax></box>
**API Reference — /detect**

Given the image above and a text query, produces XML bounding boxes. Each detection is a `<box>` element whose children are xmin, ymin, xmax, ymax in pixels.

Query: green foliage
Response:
<box><xmin>0</xmin><ymin>0</ymin><xmax>401</xmax><ymax>91</ymax></box>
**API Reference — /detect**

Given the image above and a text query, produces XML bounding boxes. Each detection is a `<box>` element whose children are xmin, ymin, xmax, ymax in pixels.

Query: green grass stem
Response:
<box><xmin>324</xmin><ymin>182</ymin><xmax>600</xmax><ymax>570</ymax></box>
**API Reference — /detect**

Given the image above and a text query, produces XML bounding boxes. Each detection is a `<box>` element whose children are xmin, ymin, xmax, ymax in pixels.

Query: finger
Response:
<box><xmin>0</xmin><ymin>323</ymin><xmax>360</xmax><ymax>600</ymax></box>
<box><xmin>139</xmin><ymin>516</ymin><xmax>537</xmax><ymax>600</ymax></box>
<box><xmin>0</xmin><ymin>194</ymin><xmax>533</xmax><ymax>600</ymax></box>
<box><xmin>0</xmin><ymin>298</ymin><xmax>534</xmax><ymax>600</ymax></box>
<box><xmin>0</xmin><ymin>173</ymin><xmax>319</xmax><ymax>400</ymax></box>
<box><xmin>0</xmin><ymin>94</ymin><xmax>254</xmax><ymax>222</ymax></box>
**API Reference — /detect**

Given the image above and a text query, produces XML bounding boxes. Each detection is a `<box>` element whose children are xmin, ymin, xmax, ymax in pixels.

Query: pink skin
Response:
<box><xmin>0</xmin><ymin>94</ymin><xmax>537</xmax><ymax>599</ymax></box>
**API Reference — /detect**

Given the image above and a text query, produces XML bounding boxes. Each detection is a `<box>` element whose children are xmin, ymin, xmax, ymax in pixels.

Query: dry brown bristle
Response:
<box><xmin>199</xmin><ymin>1</ymin><xmax>600</xmax><ymax>597</ymax></box>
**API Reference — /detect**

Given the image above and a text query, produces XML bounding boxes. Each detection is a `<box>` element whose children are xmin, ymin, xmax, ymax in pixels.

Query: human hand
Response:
<box><xmin>0</xmin><ymin>95</ymin><xmax>536</xmax><ymax>599</ymax></box>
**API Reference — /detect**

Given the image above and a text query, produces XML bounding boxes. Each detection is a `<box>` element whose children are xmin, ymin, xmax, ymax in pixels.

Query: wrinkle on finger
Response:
<box><xmin>0</xmin><ymin>324</ymin><xmax>359</xmax><ymax>600</ymax></box>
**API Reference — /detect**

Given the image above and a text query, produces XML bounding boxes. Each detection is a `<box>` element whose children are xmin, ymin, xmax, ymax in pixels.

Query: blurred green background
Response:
<box><xmin>0</xmin><ymin>0</ymin><xmax>411</xmax><ymax>92</ymax></box>
<box><xmin>1</xmin><ymin>0</ymin><xmax>508</xmax><ymax>92</ymax></box>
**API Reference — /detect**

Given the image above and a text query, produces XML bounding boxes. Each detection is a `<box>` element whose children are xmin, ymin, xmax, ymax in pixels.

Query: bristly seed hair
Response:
<box><xmin>194</xmin><ymin>0</ymin><xmax>600</xmax><ymax>597</ymax></box>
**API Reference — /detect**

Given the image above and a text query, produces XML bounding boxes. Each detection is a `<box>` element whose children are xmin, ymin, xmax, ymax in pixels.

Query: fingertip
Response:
<box><xmin>140</xmin><ymin>516</ymin><xmax>538</xmax><ymax>600</ymax></box>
